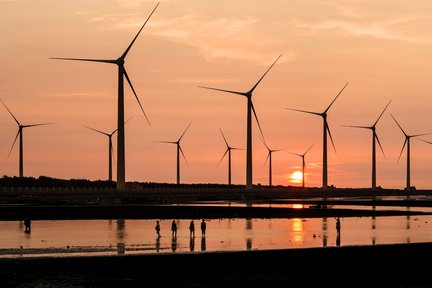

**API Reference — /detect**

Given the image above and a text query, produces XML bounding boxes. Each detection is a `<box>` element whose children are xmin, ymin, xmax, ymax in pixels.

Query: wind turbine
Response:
<box><xmin>83</xmin><ymin>117</ymin><xmax>133</xmax><ymax>181</ymax></box>
<box><xmin>156</xmin><ymin>122</ymin><xmax>192</xmax><ymax>184</ymax></box>
<box><xmin>391</xmin><ymin>115</ymin><xmax>430</xmax><ymax>190</ymax></box>
<box><xmin>344</xmin><ymin>100</ymin><xmax>391</xmax><ymax>189</ymax></box>
<box><xmin>286</xmin><ymin>82</ymin><xmax>348</xmax><ymax>188</ymax></box>
<box><xmin>1</xmin><ymin>99</ymin><xmax>53</xmax><ymax>177</ymax></box>
<box><xmin>51</xmin><ymin>3</ymin><xmax>159</xmax><ymax>191</ymax></box>
<box><xmin>288</xmin><ymin>143</ymin><xmax>315</xmax><ymax>188</ymax></box>
<box><xmin>260</xmin><ymin>137</ymin><xmax>286</xmax><ymax>187</ymax></box>
<box><xmin>218</xmin><ymin>128</ymin><xmax>242</xmax><ymax>185</ymax></box>
<box><xmin>198</xmin><ymin>55</ymin><xmax>282</xmax><ymax>190</ymax></box>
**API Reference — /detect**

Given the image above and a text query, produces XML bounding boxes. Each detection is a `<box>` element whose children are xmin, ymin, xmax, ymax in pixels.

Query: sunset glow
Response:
<box><xmin>291</xmin><ymin>171</ymin><xmax>303</xmax><ymax>184</ymax></box>
<box><xmin>2</xmin><ymin>1</ymin><xmax>432</xmax><ymax>189</ymax></box>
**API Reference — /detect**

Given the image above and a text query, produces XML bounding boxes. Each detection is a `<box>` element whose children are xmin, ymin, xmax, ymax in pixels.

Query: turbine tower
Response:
<box><xmin>344</xmin><ymin>100</ymin><xmax>391</xmax><ymax>189</ymax></box>
<box><xmin>391</xmin><ymin>115</ymin><xmax>430</xmax><ymax>190</ymax></box>
<box><xmin>1</xmin><ymin>99</ymin><xmax>53</xmax><ymax>177</ymax></box>
<box><xmin>218</xmin><ymin>128</ymin><xmax>242</xmax><ymax>185</ymax></box>
<box><xmin>286</xmin><ymin>82</ymin><xmax>348</xmax><ymax>188</ymax></box>
<box><xmin>51</xmin><ymin>3</ymin><xmax>159</xmax><ymax>191</ymax></box>
<box><xmin>288</xmin><ymin>143</ymin><xmax>315</xmax><ymax>188</ymax></box>
<box><xmin>156</xmin><ymin>122</ymin><xmax>192</xmax><ymax>184</ymax></box>
<box><xmin>260</xmin><ymin>137</ymin><xmax>286</xmax><ymax>187</ymax></box>
<box><xmin>83</xmin><ymin>117</ymin><xmax>133</xmax><ymax>181</ymax></box>
<box><xmin>198</xmin><ymin>55</ymin><xmax>282</xmax><ymax>190</ymax></box>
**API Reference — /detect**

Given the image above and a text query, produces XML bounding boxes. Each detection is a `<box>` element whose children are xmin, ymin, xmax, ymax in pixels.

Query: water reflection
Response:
<box><xmin>0</xmin><ymin>216</ymin><xmax>430</xmax><ymax>258</ymax></box>
<box><xmin>201</xmin><ymin>236</ymin><xmax>206</xmax><ymax>251</ymax></box>
<box><xmin>116</xmin><ymin>219</ymin><xmax>125</xmax><ymax>255</ymax></box>
<box><xmin>189</xmin><ymin>236</ymin><xmax>195</xmax><ymax>252</ymax></box>
<box><xmin>322</xmin><ymin>217</ymin><xmax>328</xmax><ymax>247</ymax></box>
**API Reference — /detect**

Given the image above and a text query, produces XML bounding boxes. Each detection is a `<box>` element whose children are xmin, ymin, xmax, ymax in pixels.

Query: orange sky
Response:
<box><xmin>1</xmin><ymin>0</ymin><xmax>432</xmax><ymax>189</ymax></box>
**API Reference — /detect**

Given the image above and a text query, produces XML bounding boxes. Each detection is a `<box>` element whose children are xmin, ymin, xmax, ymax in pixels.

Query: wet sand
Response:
<box><xmin>1</xmin><ymin>242</ymin><xmax>432</xmax><ymax>287</ymax></box>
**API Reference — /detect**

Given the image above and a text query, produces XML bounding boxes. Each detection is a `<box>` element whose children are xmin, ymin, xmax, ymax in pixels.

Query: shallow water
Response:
<box><xmin>0</xmin><ymin>213</ymin><xmax>431</xmax><ymax>258</ymax></box>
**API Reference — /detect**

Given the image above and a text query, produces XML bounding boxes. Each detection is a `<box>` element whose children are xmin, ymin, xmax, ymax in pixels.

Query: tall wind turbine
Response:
<box><xmin>156</xmin><ymin>122</ymin><xmax>192</xmax><ymax>184</ymax></box>
<box><xmin>288</xmin><ymin>143</ymin><xmax>315</xmax><ymax>188</ymax></box>
<box><xmin>344</xmin><ymin>100</ymin><xmax>391</xmax><ymax>189</ymax></box>
<box><xmin>198</xmin><ymin>55</ymin><xmax>282</xmax><ymax>190</ymax></box>
<box><xmin>218</xmin><ymin>128</ymin><xmax>242</xmax><ymax>185</ymax></box>
<box><xmin>260</xmin><ymin>137</ymin><xmax>286</xmax><ymax>187</ymax></box>
<box><xmin>391</xmin><ymin>115</ymin><xmax>430</xmax><ymax>190</ymax></box>
<box><xmin>51</xmin><ymin>3</ymin><xmax>159</xmax><ymax>191</ymax></box>
<box><xmin>1</xmin><ymin>99</ymin><xmax>53</xmax><ymax>177</ymax></box>
<box><xmin>286</xmin><ymin>82</ymin><xmax>348</xmax><ymax>188</ymax></box>
<box><xmin>83</xmin><ymin>117</ymin><xmax>133</xmax><ymax>181</ymax></box>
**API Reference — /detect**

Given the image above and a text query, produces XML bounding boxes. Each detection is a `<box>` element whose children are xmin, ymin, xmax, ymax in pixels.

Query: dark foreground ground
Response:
<box><xmin>1</xmin><ymin>242</ymin><xmax>432</xmax><ymax>288</ymax></box>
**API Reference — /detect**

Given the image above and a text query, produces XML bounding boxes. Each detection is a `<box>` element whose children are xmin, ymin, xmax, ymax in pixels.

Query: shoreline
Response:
<box><xmin>1</xmin><ymin>242</ymin><xmax>432</xmax><ymax>287</ymax></box>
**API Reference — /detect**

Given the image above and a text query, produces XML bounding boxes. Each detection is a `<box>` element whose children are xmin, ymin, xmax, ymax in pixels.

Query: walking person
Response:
<box><xmin>200</xmin><ymin>219</ymin><xmax>206</xmax><ymax>237</ymax></box>
<box><xmin>155</xmin><ymin>220</ymin><xmax>161</xmax><ymax>237</ymax></box>
<box><xmin>189</xmin><ymin>220</ymin><xmax>195</xmax><ymax>237</ymax></box>
<box><xmin>171</xmin><ymin>220</ymin><xmax>177</xmax><ymax>238</ymax></box>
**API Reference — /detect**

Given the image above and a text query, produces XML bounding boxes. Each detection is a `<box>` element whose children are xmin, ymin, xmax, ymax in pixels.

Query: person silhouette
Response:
<box><xmin>155</xmin><ymin>220</ymin><xmax>161</xmax><ymax>236</ymax></box>
<box><xmin>189</xmin><ymin>220</ymin><xmax>195</xmax><ymax>237</ymax></box>
<box><xmin>171</xmin><ymin>220</ymin><xmax>177</xmax><ymax>238</ymax></box>
<box><xmin>24</xmin><ymin>217</ymin><xmax>31</xmax><ymax>233</ymax></box>
<box><xmin>336</xmin><ymin>217</ymin><xmax>341</xmax><ymax>235</ymax></box>
<box><xmin>200</xmin><ymin>219</ymin><xmax>206</xmax><ymax>237</ymax></box>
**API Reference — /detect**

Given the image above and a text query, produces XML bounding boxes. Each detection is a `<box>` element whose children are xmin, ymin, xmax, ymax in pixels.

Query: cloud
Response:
<box><xmin>295</xmin><ymin>18</ymin><xmax>427</xmax><ymax>44</ymax></box>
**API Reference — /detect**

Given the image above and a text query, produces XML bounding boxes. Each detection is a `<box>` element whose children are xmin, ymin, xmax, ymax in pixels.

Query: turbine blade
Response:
<box><xmin>263</xmin><ymin>152</ymin><xmax>270</xmax><ymax>167</ymax></box>
<box><xmin>8</xmin><ymin>130</ymin><xmax>20</xmax><ymax>159</ymax></box>
<box><xmin>179</xmin><ymin>121</ymin><xmax>192</xmax><ymax>142</ymax></box>
<box><xmin>231</xmin><ymin>147</ymin><xmax>244</xmax><ymax>150</ymax></box>
<box><xmin>326</xmin><ymin>121</ymin><xmax>336</xmax><ymax>153</ymax></box>
<box><xmin>23</xmin><ymin>123</ymin><xmax>54</xmax><ymax>128</ymax></box>
<box><xmin>412</xmin><ymin>132</ymin><xmax>432</xmax><ymax>138</ymax></box>
<box><xmin>111</xmin><ymin>116</ymin><xmax>133</xmax><ymax>135</ymax></box>
<box><xmin>375</xmin><ymin>134</ymin><xmax>386</xmax><ymax>159</ymax></box>
<box><xmin>123</xmin><ymin>68</ymin><xmax>150</xmax><ymax>126</ymax></box>
<box><xmin>259</xmin><ymin>135</ymin><xmax>270</xmax><ymax>151</ymax></box>
<box><xmin>304</xmin><ymin>143</ymin><xmax>316</xmax><ymax>156</ymax></box>
<box><xmin>50</xmin><ymin>57</ymin><xmax>116</xmax><ymax>64</ymax></box>
<box><xmin>248</xmin><ymin>54</ymin><xmax>282</xmax><ymax>94</ymax></box>
<box><xmin>418</xmin><ymin>138</ymin><xmax>432</xmax><ymax>145</ymax></box>
<box><xmin>251</xmin><ymin>101</ymin><xmax>265</xmax><ymax>139</ymax></box>
<box><xmin>121</xmin><ymin>2</ymin><xmax>159</xmax><ymax>59</ymax></box>
<box><xmin>83</xmin><ymin>125</ymin><xmax>110</xmax><ymax>136</ymax></box>
<box><xmin>0</xmin><ymin>99</ymin><xmax>20</xmax><ymax>126</ymax></box>
<box><xmin>111</xmin><ymin>139</ymin><xmax>116</xmax><ymax>165</ymax></box>
<box><xmin>285</xmin><ymin>108</ymin><xmax>321</xmax><ymax>116</ymax></box>
<box><xmin>154</xmin><ymin>141</ymin><xmax>177</xmax><ymax>144</ymax></box>
<box><xmin>219</xmin><ymin>128</ymin><xmax>229</xmax><ymax>147</ymax></box>
<box><xmin>287</xmin><ymin>151</ymin><xmax>302</xmax><ymax>157</ymax></box>
<box><xmin>390</xmin><ymin>114</ymin><xmax>407</xmax><ymax>136</ymax></box>
<box><xmin>324</xmin><ymin>82</ymin><xmax>349</xmax><ymax>113</ymax></box>
<box><xmin>217</xmin><ymin>148</ymin><xmax>229</xmax><ymax>167</ymax></box>
<box><xmin>397</xmin><ymin>138</ymin><xmax>407</xmax><ymax>164</ymax></box>
<box><xmin>197</xmin><ymin>86</ymin><xmax>246</xmax><ymax>97</ymax></box>
<box><xmin>179</xmin><ymin>145</ymin><xmax>188</xmax><ymax>166</ymax></box>
<box><xmin>342</xmin><ymin>125</ymin><xmax>370</xmax><ymax>130</ymax></box>
<box><xmin>373</xmin><ymin>99</ymin><xmax>392</xmax><ymax>127</ymax></box>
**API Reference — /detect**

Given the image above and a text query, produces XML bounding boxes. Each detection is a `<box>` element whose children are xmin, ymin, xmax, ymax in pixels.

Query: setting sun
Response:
<box><xmin>291</xmin><ymin>171</ymin><xmax>303</xmax><ymax>184</ymax></box>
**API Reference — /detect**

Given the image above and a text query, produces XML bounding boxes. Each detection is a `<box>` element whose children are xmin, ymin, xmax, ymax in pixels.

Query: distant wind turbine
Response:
<box><xmin>51</xmin><ymin>3</ymin><xmax>159</xmax><ymax>191</ymax></box>
<box><xmin>288</xmin><ymin>143</ymin><xmax>315</xmax><ymax>188</ymax></box>
<box><xmin>198</xmin><ymin>55</ymin><xmax>282</xmax><ymax>190</ymax></box>
<box><xmin>218</xmin><ymin>128</ymin><xmax>242</xmax><ymax>185</ymax></box>
<box><xmin>83</xmin><ymin>117</ymin><xmax>133</xmax><ymax>181</ymax></box>
<box><xmin>156</xmin><ymin>122</ymin><xmax>192</xmax><ymax>184</ymax></box>
<box><xmin>391</xmin><ymin>115</ymin><xmax>431</xmax><ymax>190</ymax></box>
<box><xmin>260</xmin><ymin>137</ymin><xmax>286</xmax><ymax>187</ymax></box>
<box><xmin>286</xmin><ymin>82</ymin><xmax>348</xmax><ymax>188</ymax></box>
<box><xmin>1</xmin><ymin>99</ymin><xmax>53</xmax><ymax>177</ymax></box>
<box><xmin>344</xmin><ymin>100</ymin><xmax>391</xmax><ymax>189</ymax></box>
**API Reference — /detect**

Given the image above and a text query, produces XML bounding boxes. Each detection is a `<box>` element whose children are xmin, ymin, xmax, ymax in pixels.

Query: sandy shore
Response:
<box><xmin>1</xmin><ymin>242</ymin><xmax>431</xmax><ymax>287</ymax></box>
